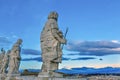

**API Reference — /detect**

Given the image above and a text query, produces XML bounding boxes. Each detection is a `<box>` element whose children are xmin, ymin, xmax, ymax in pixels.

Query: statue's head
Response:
<box><xmin>1</xmin><ymin>48</ymin><xmax>4</xmax><ymax>52</ymax></box>
<box><xmin>48</xmin><ymin>11</ymin><xmax>58</xmax><ymax>21</ymax></box>
<box><xmin>17</xmin><ymin>39</ymin><xmax>23</xmax><ymax>44</ymax></box>
<box><xmin>1</xmin><ymin>48</ymin><xmax>5</xmax><ymax>53</ymax></box>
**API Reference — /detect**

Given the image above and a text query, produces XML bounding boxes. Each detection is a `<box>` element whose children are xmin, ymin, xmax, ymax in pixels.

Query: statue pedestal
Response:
<box><xmin>5</xmin><ymin>73</ymin><xmax>20</xmax><ymax>80</ymax></box>
<box><xmin>0</xmin><ymin>74</ymin><xmax>6</xmax><ymax>80</ymax></box>
<box><xmin>7</xmin><ymin>73</ymin><xmax>20</xmax><ymax>77</ymax></box>
<box><xmin>38</xmin><ymin>72</ymin><xmax>49</xmax><ymax>77</ymax></box>
<box><xmin>38</xmin><ymin>72</ymin><xmax>63</xmax><ymax>80</ymax></box>
<box><xmin>0</xmin><ymin>73</ymin><xmax>6</xmax><ymax>77</ymax></box>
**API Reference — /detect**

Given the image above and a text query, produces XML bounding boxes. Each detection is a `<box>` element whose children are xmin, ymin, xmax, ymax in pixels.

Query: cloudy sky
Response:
<box><xmin>0</xmin><ymin>0</ymin><xmax>120</xmax><ymax>69</ymax></box>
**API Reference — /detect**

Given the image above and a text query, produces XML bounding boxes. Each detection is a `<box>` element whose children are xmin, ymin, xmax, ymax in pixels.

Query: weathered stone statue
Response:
<box><xmin>7</xmin><ymin>39</ymin><xmax>22</xmax><ymax>75</ymax></box>
<box><xmin>0</xmin><ymin>48</ymin><xmax>6</xmax><ymax>70</ymax></box>
<box><xmin>0</xmin><ymin>50</ymin><xmax>10</xmax><ymax>74</ymax></box>
<box><xmin>39</xmin><ymin>12</ymin><xmax>66</xmax><ymax>78</ymax></box>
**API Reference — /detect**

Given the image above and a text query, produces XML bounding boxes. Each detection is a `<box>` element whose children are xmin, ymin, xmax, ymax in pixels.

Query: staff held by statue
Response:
<box><xmin>61</xmin><ymin>27</ymin><xmax>68</xmax><ymax>49</ymax></box>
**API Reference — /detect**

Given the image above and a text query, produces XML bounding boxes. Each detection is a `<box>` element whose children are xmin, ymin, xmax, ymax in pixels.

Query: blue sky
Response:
<box><xmin>0</xmin><ymin>0</ymin><xmax>120</xmax><ymax>69</ymax></box>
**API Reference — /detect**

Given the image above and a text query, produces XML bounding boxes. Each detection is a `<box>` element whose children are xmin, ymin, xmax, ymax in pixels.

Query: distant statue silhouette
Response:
<box><xmin>0</xmin><ymin>50</ymin><xmax>10</xmax><ymax>74</ymax></box>
<box><xmin>7</xmin><ymin>39</ymin><xmax>22</xmax><ymax>75</ymax></box>
<box><xmin>0</xmin><ymin>48</ymin><xmax>6</xmax><ymax>72</ymax></box>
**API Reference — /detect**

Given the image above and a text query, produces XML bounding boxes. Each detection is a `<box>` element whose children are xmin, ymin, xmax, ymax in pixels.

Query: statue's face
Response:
<box><xmin>48</xmin><ymin>12</ymin><xmax>58</xmax><ymax>21</ymax></box>
<box><xmin>17</xmin><ymin>39</ymin><xmax>23</xmax><ymax>44</ymax></box>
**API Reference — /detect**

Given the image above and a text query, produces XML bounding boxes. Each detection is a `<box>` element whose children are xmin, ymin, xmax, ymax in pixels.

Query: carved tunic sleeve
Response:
<box><xmin>51</xmin><ymin>23</ymin><xmax>66</xmax><ymax>44</ymax></box>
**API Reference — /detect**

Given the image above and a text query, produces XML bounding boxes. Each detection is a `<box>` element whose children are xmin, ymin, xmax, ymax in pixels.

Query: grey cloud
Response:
<box><xmin>0</xmin><ymin>36</ymin><xmax>12</xmax><ymax>49</ymax></box>
<box><xmin>22</xmin><ymin>57</ymin><xmax>42</xmax><ymax>62</ymax></box>
<box><xmin>66</xmin><ymin>41</ymin><xmax>120</xmax><ymax>56</ymax></box>
<box><xmin>21</xmin><ymin>49</ymin><xmax>41</xmax><ymax>55</ymax></box>
<box><xmin>62</xmin><ymin>57</ymin><xmax>70</xmax><ymax>61</ymax></box>
<box><xmin>22</xmin><ymin>57</ymin><xmax>71</xmax><ymax>62</ymax></box>
<box><xmin>72</xmin><ymin>57</ymin><xmax>96</xmax><ymax>60</ymax></box>
<box><xmin>0</xmin><ymin>36</ymin><xmax>11</xmax><ymax>44</ymax></box>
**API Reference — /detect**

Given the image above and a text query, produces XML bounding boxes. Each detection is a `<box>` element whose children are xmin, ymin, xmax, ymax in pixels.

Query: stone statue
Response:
<box><xmin>7</xmin><ymin>39</ymin><xmax>22</xmax><ymax>75</ymax></box>
<box><xmin>0</xmin><ymin>50</ymin><xmax>10</xmax><ymax>74</ymax></box>
<box><xmin>40</xmin><ymin>12</ymin><xmax>66</xmax><ymax>76</ymax></box>
<box><xmin>0</xmin><ymin>48</ymin><xmax>6</xmax><ymax>70</ymax></box>
<box><xmin>0</xmin><ymin>48</ymin><xmax>5</xmax><ymax>59</ymax></box>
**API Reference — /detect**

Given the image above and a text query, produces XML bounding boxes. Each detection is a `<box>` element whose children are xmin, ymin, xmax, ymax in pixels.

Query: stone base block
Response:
<box><xmin>38</xmin><ymin>72</ymin><xmax>63</xmax><ymax>78</ymax></box>
<box><xmin>38</xmin><ymin>72</ymin><xmax>49</xmax><ymax>77</ymax></box>
<box><xmin>0</xmin><ymin>74</ymin><xmax>7</xmax><ymax>80</ymax></box>
<box><xmin>38</xmin><ymin>77</ymin><xmax>49</xmax><ymax>80</ymax></box>
<box><xmin>7</xmin><ymin>73</ymin><xmax>20</xmax><ymax>77</ymax></box>
<box><xmin>5</xmin><ymin>74</ymin><xmax>21</xmax><ymax>80</ymax></box>
<box><xmin>0</xmin><ymin>73</ymin><xmax>6</xmax><ymax>77</ymax></box>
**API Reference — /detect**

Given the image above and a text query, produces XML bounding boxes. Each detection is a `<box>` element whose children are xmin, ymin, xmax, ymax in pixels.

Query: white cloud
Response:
<box><xmin>111</xmin><ymin>40</ymin><xmax>120</xmax><ymax>44</ymax></box>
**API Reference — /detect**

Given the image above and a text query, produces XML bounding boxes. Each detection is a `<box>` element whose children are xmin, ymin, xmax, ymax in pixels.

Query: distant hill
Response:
<box><xmin>20</xmin><ymin>69</ymin><xmax>40</xmax><ymax>73</ymax></box>
<box><xmin>56</xmin><ymin>67</ymin><xmax>120</xmax><ymax>75</ymax></box>
<box><xmin>20</xmin><ymin>67</ymin><xmax>120</xmax><ymax>75</ymax></box>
